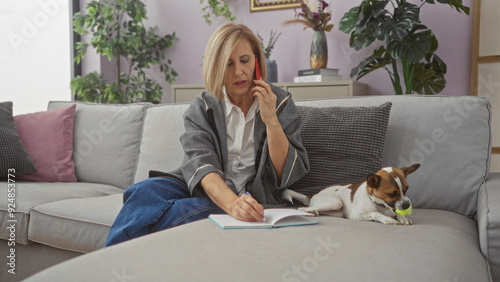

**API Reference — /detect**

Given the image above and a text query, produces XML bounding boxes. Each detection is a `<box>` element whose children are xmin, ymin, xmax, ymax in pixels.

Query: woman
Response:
<box><xmin>105</xmin><ymin>23</ymin><xmax>309</xmax><ymax>246</ymax></box>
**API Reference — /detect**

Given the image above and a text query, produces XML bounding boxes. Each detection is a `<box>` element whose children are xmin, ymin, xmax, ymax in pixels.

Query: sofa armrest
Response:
<box><xmin>478</xmin><ymin>172</ymin><xmax>500</xmax><ymax>281</ymax></box>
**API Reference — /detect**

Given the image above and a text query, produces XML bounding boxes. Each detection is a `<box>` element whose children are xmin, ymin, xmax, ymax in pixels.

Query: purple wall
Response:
<box><xmin>91</xmin><ymin>0</ymin><xmax>474</xmax><ymax>102</ymax></box>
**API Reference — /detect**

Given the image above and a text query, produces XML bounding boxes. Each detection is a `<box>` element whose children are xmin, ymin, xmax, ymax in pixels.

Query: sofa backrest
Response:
<box><xmin>133</xmin><ymin>103</ymin><xmax>190</xmax><ymax>183</ymax></box>
<box><xmin>48</xmin><ymin>101</ymin><xmax>147</xmax><ymax>189</ymax></box>
<box><xmin>49</xmin><ymin>95</ymin><xmax>491</xmax><ymax>218</ymax></box>
<box><xmin>295</xmin><ymin>95</ymin><xmax>491</xmax><ymax>218</ymax></box>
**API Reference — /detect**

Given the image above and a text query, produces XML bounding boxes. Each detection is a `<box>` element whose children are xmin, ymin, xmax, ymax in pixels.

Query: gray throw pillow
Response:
<box><xmin>0</xmin><ymin>102</ymin><xmax>37</xmax><ymax>177</ymax></box>
<box><xmin>288</xmin><ymin>102</ymin><xmax>392</xmax><ymax>196</ymax></box>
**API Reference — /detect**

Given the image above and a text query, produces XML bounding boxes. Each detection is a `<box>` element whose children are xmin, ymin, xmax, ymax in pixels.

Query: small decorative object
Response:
<box><xmin>339</xmin><ymin>0</ymin><xmax>469</xmax><ymax>94</ymax></box>
<box><xmin>284</xmin><ymin>0</ymin><xmax>333</xmax><ymax>69</ymax></box>
<box><xmin>310</xmin><ymin>30</ymin><xmax>327</xmax><ymax>69</ymax></box>
<box><xmin>257</xmin><ymin>30</ymin><xmax>282</xmax><ymax>83</ymax></box>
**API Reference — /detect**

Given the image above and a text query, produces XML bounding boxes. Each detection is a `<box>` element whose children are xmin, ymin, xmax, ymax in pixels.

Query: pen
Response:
<box><xmin>246</xmin><ymin>192</ymin><xmax>267</xmax><ymax>223</ymax></box>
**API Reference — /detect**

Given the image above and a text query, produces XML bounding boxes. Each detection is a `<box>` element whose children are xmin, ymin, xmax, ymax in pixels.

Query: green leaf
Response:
<box><xmin>350</xmin><ymin>46</ymin><xmax>392</xmax><ymax>80</ymax></box>
<box><xmin>428</xmin><ymin>32</ymin><xmax>438</xmax><ymax>53</ymax></box>
<box><xmin>349</xmin><ymin>21</ymin><xmax>378</xmax><ymax>50</ymax></box>
<box><xmin>71</xmin><ymin>72</ymin><xmax>107</xmax><ymax>103</ymax></box>
<box><xmin>387</xmin><ymin>25</ymin><xmax>432</xmax><ymax>62</ymax></box>
<box><xmin>412</xmin><ymin>54</ymin><xmax>447</xmax><ymax>94</ymax></box>
<box><xmin>345</xmin><ymin>0</ymin><xmax>392</xmax><ymax>50</ymax></box>
<box><xmin>339</xmin><ymin>6</ymin><xmax>360</xmax><ymax>34</ymax></box>
<box><xmin>201</xmin><ymin>0</ymin><xmax>235</xmax><ymax>26</ymax></box>
<box><xmin>435</xmin><ymin>0</ymin><xmax>470</xmax><ymax>15</ymax></box>
<box><xmin>357</xmin><ymin>0</ymin><xmax>389</xmax><ymax>30</ymax></box>
<box><xmin>375</xmin><ymin>2</ymin><xmax>419</xmax><ymax>42</ymax></box>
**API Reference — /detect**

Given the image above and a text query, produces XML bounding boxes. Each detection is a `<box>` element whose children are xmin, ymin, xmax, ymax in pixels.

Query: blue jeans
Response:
<box><xmin>105</xmin><ymin>177</ymin><xmax>225</xmax><ymax>247</ymax></box>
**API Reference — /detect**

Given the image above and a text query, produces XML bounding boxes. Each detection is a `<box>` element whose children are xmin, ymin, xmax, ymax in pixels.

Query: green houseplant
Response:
<box><xmin>339</xmin><ymin>0</ymin><xmax>469</xmax><ymax>95</ymax></box>
<box><xmin>258</xmin><ymin>30</ymin><xmax>282</xmax><ymax>60</ymax></box>
<box><xmin>72</xmin><ymin>0</ymin><xmax>177</xmax><ymax>104</ymax></box>
<box><xmin>258</xmin><ymin>30</ymin><xmax>281</xmax><ymax>82</ymax></box>
<box><xmin>200</xmin><ymin>0</ymin><xmax>236</xmax><ymax>26</ymax></box>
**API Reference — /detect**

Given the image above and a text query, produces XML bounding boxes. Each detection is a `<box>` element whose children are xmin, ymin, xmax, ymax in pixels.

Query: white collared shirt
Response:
<box><xmin>223</xmin><ymin>90</ymin><xmax>259</xmax><ymax>195</ymax></box>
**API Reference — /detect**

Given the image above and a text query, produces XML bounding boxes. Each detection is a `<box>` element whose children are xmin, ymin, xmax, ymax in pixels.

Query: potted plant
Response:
<box><xmin>257</xmin><ymin>30</ymin><xmax>282</xmax><ymax>82</ymax></box>
<box><xmin>339</xmin><ymin>0</ymin><xmax>469</xmax><ymax>95</ymax></box>
<box><xmin>71</xmin><ymin>0</ymin><xmax>177</xmax><ymax>103</ymax></box>
<box><xmin>285</xmin><ymin>0</ymin><xmax>334</xmax><ymax>69</ymax></box>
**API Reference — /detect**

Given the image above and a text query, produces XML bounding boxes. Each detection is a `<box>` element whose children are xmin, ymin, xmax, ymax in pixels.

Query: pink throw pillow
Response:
<box><xmin>14</xmin><ymin>104</ymin><xmax>77</xmax><ymax>182</ymax></box>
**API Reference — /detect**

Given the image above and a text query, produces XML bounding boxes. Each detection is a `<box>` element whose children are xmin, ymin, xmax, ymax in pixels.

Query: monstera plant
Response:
<box><xmin>72</xmin><ymin>0</ymin><xmax>177</xmax><ymax>103</ymax></box>
<box><xmin>340</xmin><ymin>0</ymin><xmax>469</xmax><ymax>94</ymax></box>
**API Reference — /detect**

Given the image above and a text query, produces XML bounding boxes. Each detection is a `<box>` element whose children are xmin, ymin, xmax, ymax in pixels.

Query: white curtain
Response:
<box><xmin>0</xmin><ymin>0</ymin><xmax>72</xmax><ymax>115</ymax></box>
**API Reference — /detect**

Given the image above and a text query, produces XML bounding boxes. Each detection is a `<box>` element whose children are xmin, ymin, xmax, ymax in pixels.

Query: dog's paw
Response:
<box><xmin>298</xmin><ymin>207</ymin><xmax>319</xmax><ymax>217</ymax></box>
<box><xmin>398</xmin><ymin>216</ymin><xmax>412</xmax><ymax>225</ymax></box>
<box><xmin>381</xmin><ymin>217</ymin><xmax>400</xmax><ymax>225</ymax></box>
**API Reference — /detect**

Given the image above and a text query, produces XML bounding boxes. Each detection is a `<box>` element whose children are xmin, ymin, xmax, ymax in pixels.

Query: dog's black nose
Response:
<box><xmin>402</xmin><ymin>202</ymin><xmax>411</xmax><ymax>210</ymax></box>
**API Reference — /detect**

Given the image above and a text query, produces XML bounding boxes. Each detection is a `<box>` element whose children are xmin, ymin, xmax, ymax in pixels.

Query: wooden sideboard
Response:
<box><xmin>171</xmin><ymin>81</ymin><xmax>368</xmax><ymax>103</ymax></box>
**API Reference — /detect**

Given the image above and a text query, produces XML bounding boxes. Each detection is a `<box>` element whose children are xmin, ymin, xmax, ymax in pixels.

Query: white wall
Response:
<box><xmin>0</xmin><ymin>0</ymin><xmax>72</xmax><ymax>115</ymax></box>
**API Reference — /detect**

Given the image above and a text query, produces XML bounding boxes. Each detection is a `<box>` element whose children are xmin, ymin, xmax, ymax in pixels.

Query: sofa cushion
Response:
<box><xmin>478</xmin><ymin>173</ymin><xmax>500</xmax><ymax>281</ymax></box>
<box><xmin>288</xmin><ymin>102</ymin><xmax>392</xmax><ymax>196</ymax></box>
<box><xmin>295</xmin><ymin>95</ymin><xmax>491</xmax><ymax>218</ymax></box>
<box><xmin>14</xmin><ymin>104</ymin><xmax>77</xmax><ymax>182</ymax></box>
<box><xmin>0</xmin><ymin>101</ymin><xmax>37</xmax><ymax>177</ymax></box>
<box><xmin>24</xmin><ymin>209</ymin><xmax>489</xmax><ymax>282</ymax></box>
<box><xmin>0</xmin><ymin>182</ymin><xmax>123</xmax><ymax>245</ymax></box>
<box><xmin>134</xmin><ymin>103</ymin><xmax>190</xmax><ymax>183</ymax></box>
<box><xmin>48</xmin><ymin>101</ymin><xmax>147</xmax><ymax>189</ymax></box>
<box><xmin>29</xmin><ymin>194</ymin><xmax>123</xmax><ymax>253</ymax></box>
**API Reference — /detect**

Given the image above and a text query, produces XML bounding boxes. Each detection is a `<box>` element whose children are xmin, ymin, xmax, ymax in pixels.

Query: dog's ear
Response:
<box><xmin>401</xmin><ymin>163</ymin><xmax>420</xmax><ymax>177</ymax></box>
<box><xmin>367</xmin><ymin>174</ymin><xmax>381</xmax><ymax>189</ymax></box>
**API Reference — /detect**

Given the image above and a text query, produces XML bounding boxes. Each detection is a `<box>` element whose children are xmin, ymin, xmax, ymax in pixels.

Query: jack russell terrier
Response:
<box><xmin>283</xmin><ymin>164</ymin><xmax>420</xmax><ymax>225</ymax></box>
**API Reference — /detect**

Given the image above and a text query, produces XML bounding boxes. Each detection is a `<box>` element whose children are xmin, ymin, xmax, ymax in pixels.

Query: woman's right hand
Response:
<box><xmin>230</xmin><ymin>193</ymin><xmax>265</xmax><ymax>222</ymax></box>
<box><xmin>201</xmin><ymin>172</ymin><xmax>264</xmax><ymax>222</ymax></box>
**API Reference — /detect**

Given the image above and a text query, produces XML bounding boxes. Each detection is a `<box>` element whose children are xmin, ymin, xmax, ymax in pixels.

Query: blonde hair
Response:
<box><xmin>203</xmin><ymin>23</ymin><xmax>266</xmax><ymax>100</ymax></box>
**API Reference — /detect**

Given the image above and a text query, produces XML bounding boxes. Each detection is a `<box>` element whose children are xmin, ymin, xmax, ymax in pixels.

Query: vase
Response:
<box><xmin>266</xmin><ymin>58</ymin><xmax>278</xmax><ymax>83</ymax></box>
<box><xmin>310</xmin><ymin>30</ymin><xmax>328</xmax><ymax>69</ymax></box>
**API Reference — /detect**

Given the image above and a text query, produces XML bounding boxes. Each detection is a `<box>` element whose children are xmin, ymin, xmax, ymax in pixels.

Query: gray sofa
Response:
<box><xmin>1</xmin><ymin>95</ymin><xmax>498</xmax><ymax>281</ymax></box>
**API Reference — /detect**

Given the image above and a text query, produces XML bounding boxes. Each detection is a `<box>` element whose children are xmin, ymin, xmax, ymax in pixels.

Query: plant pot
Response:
<box><xmin>310</xmin><ymin>30</ymin><xmax>328</xmax><ymax>69</ymax></box>
<box><xmin>266</xmin><ymin>58</ymin><xmax>278</xmax><ymax>83</ymax></box>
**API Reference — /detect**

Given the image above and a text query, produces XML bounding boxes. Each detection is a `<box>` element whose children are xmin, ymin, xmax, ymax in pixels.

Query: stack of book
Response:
<box><xmin>294</xmin><ymin>68</ymin><xmax>341</xmax><ymax>83</ymax></box>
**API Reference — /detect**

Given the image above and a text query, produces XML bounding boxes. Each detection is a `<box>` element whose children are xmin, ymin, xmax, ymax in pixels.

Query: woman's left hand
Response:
<box><xmin>252</xmin><ymin>79</ymin><xmax>279</xmax><ymax>126</ymax></box>
<box><xmin>252</xmin><ymin>78</ymin><xmax>289</xmax><ymax>181</ymax></box>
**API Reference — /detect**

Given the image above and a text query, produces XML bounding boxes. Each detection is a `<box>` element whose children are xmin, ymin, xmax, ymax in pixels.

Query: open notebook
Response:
<box><xmin>209</xmin><ymin>208</ymin><xmax>318</xmax><ymax>229</ymax></box>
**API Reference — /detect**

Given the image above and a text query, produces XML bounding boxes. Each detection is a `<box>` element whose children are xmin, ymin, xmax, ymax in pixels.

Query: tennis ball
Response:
<box><xmin>395</xmin><ymin>205</ymin><xmax>412</xmax><ymax>216</ymax></box>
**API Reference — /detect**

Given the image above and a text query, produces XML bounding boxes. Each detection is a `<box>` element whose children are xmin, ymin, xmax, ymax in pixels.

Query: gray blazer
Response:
<box><xmin>164</xmin><ymin>84</ymin><xmax>310</xmax><ymax>206</ymax></box>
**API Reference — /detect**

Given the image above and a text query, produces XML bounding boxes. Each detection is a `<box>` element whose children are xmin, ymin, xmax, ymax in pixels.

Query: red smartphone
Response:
<box><xmin>255</xmin><ymin>57</ymin><xmax>261</xmax><ymax>80</ymax></box>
